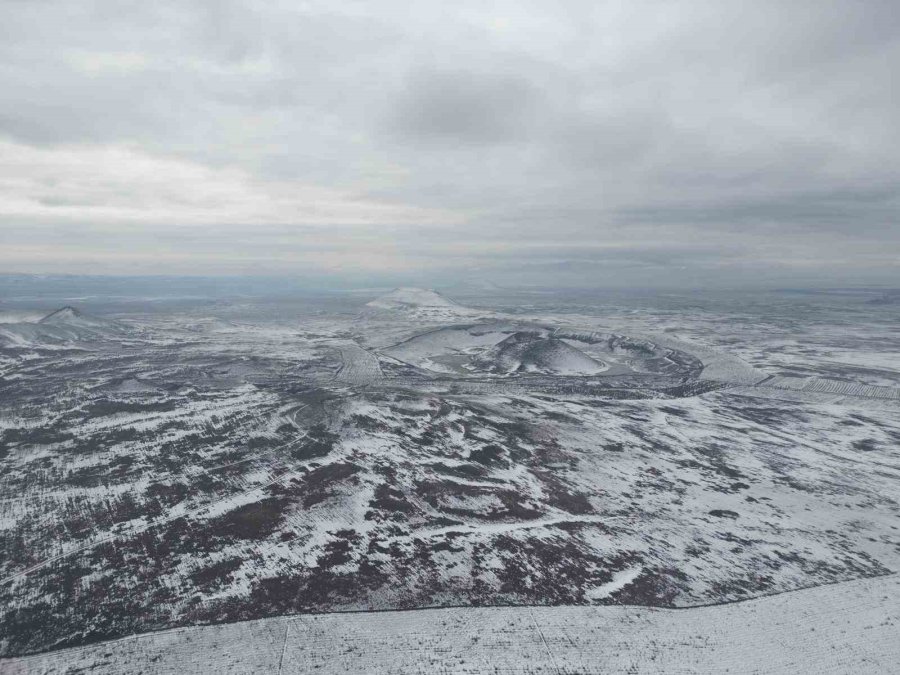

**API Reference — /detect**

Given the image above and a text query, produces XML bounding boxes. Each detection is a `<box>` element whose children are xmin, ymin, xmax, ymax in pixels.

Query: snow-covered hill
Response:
<box><xmin>475</xmin><ymin>332</ymin><xmax>607</xmax><ymax>376</ymax></box>
<box><xmin>0</xmin><ymin>306</ymin><xmax>127</xmax><ymax>347</ymax></box>
<box><xmin>39</xmin><ymin>305</ymin><xmax>118</xmax><ymax>330</ymax></box>
<box><xmin>366</xmin><ymin>287</ymin><xmax>459</xmax><ymax>310</ymax></box>
<box><xmin>363</xmin><ymin>287</ymin><xmax>480</xmax><ymax>320</ymax></box>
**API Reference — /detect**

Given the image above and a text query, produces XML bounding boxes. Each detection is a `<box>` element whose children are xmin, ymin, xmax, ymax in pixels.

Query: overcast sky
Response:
<box><xmin>1</xmin><ymin>0</ymin><xmax>898</xmax><ymax>288</ymax></box>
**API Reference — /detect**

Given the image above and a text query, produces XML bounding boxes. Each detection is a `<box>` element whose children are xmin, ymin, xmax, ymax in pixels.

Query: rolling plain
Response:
<box><xmin>1</xmin><ymin>286</ymin><xmax>898</xmax><ymax>672</ymax></box>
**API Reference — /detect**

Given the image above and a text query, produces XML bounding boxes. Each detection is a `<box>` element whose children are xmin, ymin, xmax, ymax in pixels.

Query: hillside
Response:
<box><xmin>361</xmin><ymin>287</ymin><xmax>480</xmax><ymax>323</ymax></box>
<box><xmin>474</xmin><ymin>332</ymin><xmax>607</xmax><ymax>375</ymax></box>
<box><xmin>0</xmin><ymin>306</ymin><xmax>127</xmax><ymax>347</ymax></box>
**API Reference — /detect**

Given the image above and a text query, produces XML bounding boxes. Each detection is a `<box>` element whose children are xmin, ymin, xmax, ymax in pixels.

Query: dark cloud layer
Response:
<box><xmin>0</xmin><ymin>0</ymin><xmax>897</xmax><ymax>287</ymax></box>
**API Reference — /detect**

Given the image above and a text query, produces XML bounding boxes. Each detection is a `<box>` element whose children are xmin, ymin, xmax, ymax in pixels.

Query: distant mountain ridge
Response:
<box><xmin>361</xmin><ymin>287</ymin><xmax>482</xmax><ymax>320</ymax></box>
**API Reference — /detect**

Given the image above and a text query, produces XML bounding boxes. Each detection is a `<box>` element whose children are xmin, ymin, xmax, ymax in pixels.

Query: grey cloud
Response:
<box><xmin>0</xmin><ymin>0</ymin><xmax>898</xmax><ymax>287</ymax></box>
<box><xmin>618</xmin><ymin>189</ymin><xmax>900</xmax><ymax>233</ymax></box>
<box><xmin>387</xmin><ymin>68</ymin><xmax>538</xmax><ymax>145</ymax></box>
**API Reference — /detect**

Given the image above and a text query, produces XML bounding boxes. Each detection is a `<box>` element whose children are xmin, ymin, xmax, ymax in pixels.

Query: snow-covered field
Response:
<box><xmin>334</xmin><ymin>343</ymin><xmax>383</xmax><ymax>384</ymax></box>
<box><xmin>5</xmin><ymin>573</ymin><xmax>897</xmax><ymax>674</ymax></box>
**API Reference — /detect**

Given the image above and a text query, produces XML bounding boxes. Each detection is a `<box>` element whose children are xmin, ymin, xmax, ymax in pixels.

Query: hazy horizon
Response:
<box><xmin>2</xmin><ymin>271</ymin><xmax>899</xmax><ymax>297</ymax></box>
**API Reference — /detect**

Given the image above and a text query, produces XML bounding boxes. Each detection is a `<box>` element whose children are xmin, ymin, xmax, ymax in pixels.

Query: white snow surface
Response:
<box><xmin>5</xmin><ymin>573</ymin><xmax>897</xmax><ymax>674</ymax></box>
